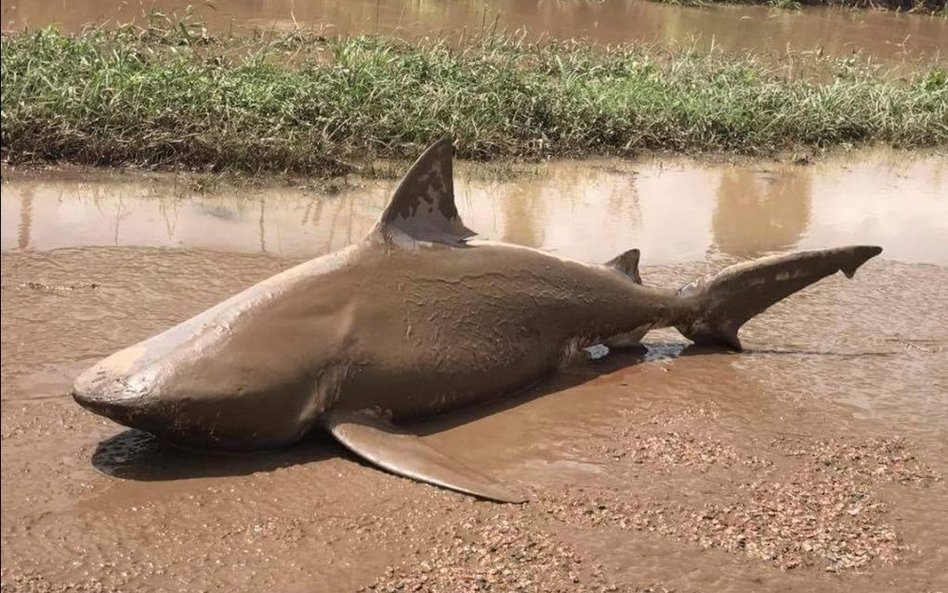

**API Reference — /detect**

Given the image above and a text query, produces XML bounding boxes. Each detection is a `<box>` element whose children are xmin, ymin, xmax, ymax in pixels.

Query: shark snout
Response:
<box><xmin>72</xmin><ymin>374</ymin><xmax>141</xmax><ymax>422</ymax></box>
<box><xmin>72</xmin><ymin>347</ymin><xmax>157</xmax><ymax>424</ymax></box>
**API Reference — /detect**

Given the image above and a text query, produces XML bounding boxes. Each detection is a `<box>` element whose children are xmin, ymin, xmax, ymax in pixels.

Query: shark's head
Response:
<box><xmin>72</xmin><ymin>343</ymin><xmax>159</xmax><ymax>431</ymax></box>
<box><xmin>71</xmin><ymin>316</ymin><xmax>329</xmax><ymax>451</ymax></box>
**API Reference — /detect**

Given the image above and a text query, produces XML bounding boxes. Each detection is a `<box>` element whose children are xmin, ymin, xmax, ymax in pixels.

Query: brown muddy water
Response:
<box><xmin>2</xmin><ymin>151</ymin><xmax>947</xmax><ymax>592</ymax></box>
<box><xmin>3</xmin><ymin>0</ymin><xmax>947</xmax><ymax>64</ymax></box>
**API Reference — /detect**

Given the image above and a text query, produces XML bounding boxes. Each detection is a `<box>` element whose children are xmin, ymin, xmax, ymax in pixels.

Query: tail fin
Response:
<box><xmin>675</xmin><ymin>246</ymin><xmax>882</xmax><ymax>351</ymax></box>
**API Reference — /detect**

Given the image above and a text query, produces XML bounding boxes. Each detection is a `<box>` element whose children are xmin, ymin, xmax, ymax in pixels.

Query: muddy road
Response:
<box><xmin>2</xmin><ymin>152</ymin><xmax>946</xmax><ymax>592</ymax></box>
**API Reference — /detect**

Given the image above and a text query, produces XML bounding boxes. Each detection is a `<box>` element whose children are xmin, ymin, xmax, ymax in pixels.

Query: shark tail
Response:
<box><xmin>674</xmin><ymin>246</ymin><xmax>882</xmax><ymax>351</ymax></box>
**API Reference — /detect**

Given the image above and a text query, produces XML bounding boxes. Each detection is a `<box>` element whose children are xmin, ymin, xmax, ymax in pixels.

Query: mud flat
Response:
<box><xmin>2</xmin><ymin>152</ymin><xmax>946</xmax><ymax>592</ymax></box>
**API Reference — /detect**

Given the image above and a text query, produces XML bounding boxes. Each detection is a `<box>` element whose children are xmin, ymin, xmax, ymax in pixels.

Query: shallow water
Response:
<box><xmin>2</xmin><ymin>152</ymin><xmax>947</xmax><ymax>591</ymax></box>
<box><xmin>4</xmin><ymin>150</ymin><xmax>946</xmax><ymax>265</ymax></box>
<box><xmin>1</xmin><ymin>150</ymin><xmax>946</xmax><ymax>438</ymax></box>
<box><xmin>3</xmin><ymin>0</ymin><xmax>946</xmax><ymax>64</ymax></box>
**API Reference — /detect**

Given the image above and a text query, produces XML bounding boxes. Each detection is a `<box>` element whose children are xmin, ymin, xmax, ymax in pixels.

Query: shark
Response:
<box><xmin>73</xmin><ymin>139</ymin><xmax>882</xmax><ymax>502</ymax></box>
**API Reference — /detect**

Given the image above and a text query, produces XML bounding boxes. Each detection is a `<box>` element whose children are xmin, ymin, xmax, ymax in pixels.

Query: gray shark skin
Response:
<box><xmin>73</xmin><ymin>140</ymin><xmax>882</xmax><ymax>502</ymax></box>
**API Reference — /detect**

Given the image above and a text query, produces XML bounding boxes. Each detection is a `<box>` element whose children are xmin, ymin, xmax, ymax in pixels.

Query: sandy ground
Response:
<box><xmin>1</xmin><ymin>241</ymin><xmax>946</xmax><ymax>593</ymax></box>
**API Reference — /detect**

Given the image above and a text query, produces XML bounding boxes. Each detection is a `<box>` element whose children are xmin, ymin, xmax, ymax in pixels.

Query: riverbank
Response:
<box><xmin>2</xmin><ymin>22</ymin><xmax>946</xmax><ymax>175</ymax></box>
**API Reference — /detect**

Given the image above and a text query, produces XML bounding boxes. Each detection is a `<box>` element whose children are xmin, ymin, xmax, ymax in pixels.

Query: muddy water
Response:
<box><xmin>2</xmin><ymin>152</ymin><xmax>947</xmax><ymax>592</ymax></box>
<box><xmin>3</xmin><ymin>0</ymin><xmax>947</xmax><ymax>64</ymax></box>
<box><xmin>4</xmin><ymin>150</ymin><xmax>946</xmax><ymax>265</ymax></box>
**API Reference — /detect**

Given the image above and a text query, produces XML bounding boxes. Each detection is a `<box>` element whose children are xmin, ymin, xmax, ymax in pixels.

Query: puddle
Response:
<box><xmin>3</xmin><ymin>0</ymin><xmax>946</xmax><ymax>64</ymax></box>
<box><xmin>2</xmin><ymin>151</ymin><xmax>946</xmax><ymax>591</ymax></box>
<box><xmin>3</xmin><ymin>150</ymin><xmax>946</xmax><ymax>265</ymax></box>
<box><xmin>1</xmin><ymin>149</ymin><xmax>946</xmax><ymax>439</ymax></box>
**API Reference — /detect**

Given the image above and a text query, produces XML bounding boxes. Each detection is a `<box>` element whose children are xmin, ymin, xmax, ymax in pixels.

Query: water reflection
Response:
<box><xmin>2</xmin><ymin>150</ymin><xmax>946</xmax><ymax>265</ymax></box>
<box><xmin>499</xmin><ymin>179</ymin><xmax>545</xmax><ymax>247</ymax></box>
<box><xmin>712</xmin><ymin>168</ymin><xmax>812</xmax><ymax>258</ymax></box>
<box><xmin>16</xmin><ymin>185</ymin><xmax>32</xmax><ymax>250</ymax></box>
<box><xmin>2</xmin><ymin>0</ymin><xmax>946</xmax><ymax>64</ymax></box>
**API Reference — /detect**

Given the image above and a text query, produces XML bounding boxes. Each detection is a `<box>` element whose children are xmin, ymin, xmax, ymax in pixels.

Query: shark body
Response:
<box><xmin>74</xmin><ymin>140</ymin><xmax>882</xmax><ymax>501</ymax></box>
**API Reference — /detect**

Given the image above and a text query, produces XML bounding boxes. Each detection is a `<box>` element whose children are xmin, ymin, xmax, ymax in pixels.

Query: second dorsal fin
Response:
<box><xmin>372</xmin><ymin>139</ymin><xmax>476</xmax><ymax>246</ymax></box>
<box><xmin>606</xmin><ymin>248</ymin><xmax>642</xmax><ymax>284</ymax></box>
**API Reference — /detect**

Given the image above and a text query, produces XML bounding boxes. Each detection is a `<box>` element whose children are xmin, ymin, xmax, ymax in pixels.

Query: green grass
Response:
<box><xmin>2</xmin><ymin>20</ymin><xmax>946</xmax><ymax>174</ymax></box>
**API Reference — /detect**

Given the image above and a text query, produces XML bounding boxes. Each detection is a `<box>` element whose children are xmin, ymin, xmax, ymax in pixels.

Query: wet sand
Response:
<box><xmin>2</xmin><ymin>154</ymin><xmax>947</xmax><ymax>592</ymax></box>
<box><xmin>3</xmin><ymin>0</ymin><xmax>947</xmax><ymax>65</ymax></box>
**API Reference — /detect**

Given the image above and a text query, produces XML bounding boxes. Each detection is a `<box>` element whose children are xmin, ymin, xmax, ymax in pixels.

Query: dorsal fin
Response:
<box><xmin>606</xmin><ymin>248</ymin><xmax>642</xmax><ymax>284</ymax></box>
<box><xmin>372</xmin><ymin>139</ymin><xmax>476</xmax><ymax>246</ymax></box>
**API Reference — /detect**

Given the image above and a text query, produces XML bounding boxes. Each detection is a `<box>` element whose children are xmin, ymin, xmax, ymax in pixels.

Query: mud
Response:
<box><xmin>2</xmin><ymin>153</ymin><xmax>947</xmax><ymax>592</ymax></box>
<box><xmin>3</xmin><ymin>0</ymin><xmax>947</xmax><ymax>64</ymax></box>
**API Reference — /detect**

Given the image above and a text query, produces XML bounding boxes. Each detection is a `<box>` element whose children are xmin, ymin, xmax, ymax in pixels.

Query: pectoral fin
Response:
<box><xmin>324</xmin><ymin>409</ymin><xmax>526</xmax><ymax>503</ymax></box>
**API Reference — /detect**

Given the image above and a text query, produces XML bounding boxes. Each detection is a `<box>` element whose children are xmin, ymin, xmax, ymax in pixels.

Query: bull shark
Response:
<box><xmin>73</xmin><ymin>139</ymin><xmax>882</xmax><ymax>502</ymax></box>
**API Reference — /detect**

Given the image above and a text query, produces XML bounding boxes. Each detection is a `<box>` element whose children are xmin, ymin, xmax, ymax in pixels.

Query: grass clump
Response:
<box><xmin>2</xmin><ymin>21</ymin><xmax>946</xmax><ymax>174</ymax></box>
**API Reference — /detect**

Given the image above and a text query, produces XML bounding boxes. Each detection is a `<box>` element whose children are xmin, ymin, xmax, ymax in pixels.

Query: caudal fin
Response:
<box><xmin>675</xmin><ymin>246</ymin><xmax>882</xmax><ymax>351</ymax></box>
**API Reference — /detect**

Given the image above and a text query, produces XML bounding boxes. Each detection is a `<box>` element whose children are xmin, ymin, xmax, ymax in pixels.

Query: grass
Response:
<box><xmin>2</xmin><ymin>19</ymin><xmax>946</xmax><ymax>175</ymax></box>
